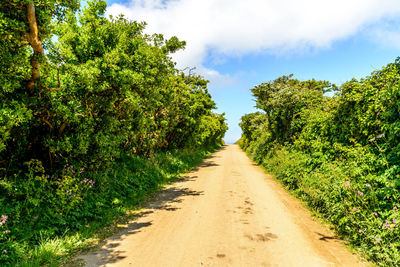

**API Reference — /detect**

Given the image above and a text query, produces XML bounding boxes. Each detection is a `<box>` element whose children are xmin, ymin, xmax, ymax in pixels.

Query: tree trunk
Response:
<box><xmin>25</xmin><ymin>2</ymin><xmax>44</xmax><ymax>93</ymax></box>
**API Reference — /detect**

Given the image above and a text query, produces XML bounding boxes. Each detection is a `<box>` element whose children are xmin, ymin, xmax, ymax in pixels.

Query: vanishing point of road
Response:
<box><xmin>78</xmin><ymin>145</ymin><xmax>366</xmax><ymax>267</ymax></box>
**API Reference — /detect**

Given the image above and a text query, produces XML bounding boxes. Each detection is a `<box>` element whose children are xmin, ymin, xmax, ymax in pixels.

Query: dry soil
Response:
<box><xmin>77</xmin><ymin>144</ymin><xmax>367</xmax><ymax>267</ymax></box>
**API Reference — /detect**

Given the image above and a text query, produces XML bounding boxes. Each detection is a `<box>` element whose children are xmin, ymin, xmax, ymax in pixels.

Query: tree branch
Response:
<box><xmin>48</xmin><ymin>69</ymin><xmax>61</xmax><ymax>91</ymax></box>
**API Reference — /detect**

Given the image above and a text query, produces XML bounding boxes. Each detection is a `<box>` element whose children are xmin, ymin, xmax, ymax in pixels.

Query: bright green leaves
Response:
<box><xmin>249</xmin><ymin>74</ymin><xmax>331</xmax><ymax>144</ymax></box>
<box><xmin>0</xmin><ymin>1</ymin><xmax>226</xmax><ymax>265</ymax></box>
<box><xmin>79</xmin><ymin>0</ymin><xmax>107</xmax><ymax>25</ymax></box>
<box><xmin>0</xmin><ymin>0</ymin><xmax>227</xmax><ymax>171</ymax></box>
<box><xmin>163</xmin><ymin>36</ymin><xmax>186</xmax><ymax>54</ymax></box>
<box><xmin>239</xmin><ymin>59</ymin><xmax>400</xmax><ymax>266</ymax></box>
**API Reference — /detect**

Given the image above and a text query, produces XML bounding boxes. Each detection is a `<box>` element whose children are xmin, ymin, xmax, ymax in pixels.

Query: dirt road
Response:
<box><xmin>78</xmin><ymin>145</ymin><xmax>366</xmax><ymax>267</ymax></box>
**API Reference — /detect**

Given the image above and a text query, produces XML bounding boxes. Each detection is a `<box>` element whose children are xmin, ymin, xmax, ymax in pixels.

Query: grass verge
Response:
<box><xmin>241</xmin><ymin>146</ymin><xmax>399</xmax><ymax>266</ymax></box>
<box><xmin>3</xmin><ymin>146</ymin><xmax>219</xmax><ymax>266</ymax></box>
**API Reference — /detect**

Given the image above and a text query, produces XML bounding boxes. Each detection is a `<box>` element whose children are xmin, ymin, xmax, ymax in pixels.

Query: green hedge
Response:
<box><xmin>1</xmin><ymin>145</ymin><xmax>220</xmax><ymax>265</ymax></box>
<box><xmin>239</xmin><ymin>61</ymin><xmax>400</xmax><ymax>265</ymax></box>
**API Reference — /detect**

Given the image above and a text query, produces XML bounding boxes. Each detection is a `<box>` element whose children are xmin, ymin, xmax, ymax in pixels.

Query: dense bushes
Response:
<box><xmin>0</xmin><ymin>0</ymin><xmax>227</xmax><ymax>265</ymax></box>
<box><xmin>1</xmin><ymin>0</ymin><xmax>227</xmax><ymax>170</ymax></box>
<box><xmin>239</xmin><ymin>62</ymin><xmax>400</xmax><ymax>265</ymax></box>
<box><xmin>0</xmin><ymin>147</ymin><xmax>218</xmax><ymax>265</ymax></box>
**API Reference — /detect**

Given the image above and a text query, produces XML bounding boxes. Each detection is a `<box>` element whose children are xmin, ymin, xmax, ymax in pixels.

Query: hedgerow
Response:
<box><xmin>239</xmin><ymin>64</ymin><xmax>400</xmax><ymax>265</ymax></box>
<box><xmin>0</xmin><ymin>0</ymin><xmax>227</xmax><ymax>265</ymax></box>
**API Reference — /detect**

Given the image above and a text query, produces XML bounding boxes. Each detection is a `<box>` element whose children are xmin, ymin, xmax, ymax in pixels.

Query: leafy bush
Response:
<box><xmin>0</xmin><ymin>146</ymin><xmax>220</xmax><ymax>265</ymax></box>
<box><xmin>0</xmin><ymin>0</ymin><xmax>227</xmax><ymax>265</ymax></box>
<box><xmin>239</xmin><ymin>63</ymin><xmax>400</xmax><ymax>265</ymax></box>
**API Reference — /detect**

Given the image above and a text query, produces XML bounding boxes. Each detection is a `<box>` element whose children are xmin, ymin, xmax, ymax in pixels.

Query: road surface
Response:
<box><xmin>78</xmin><ymin>145</ymin><xmax>366</xmax><ymax>267</ymax></box>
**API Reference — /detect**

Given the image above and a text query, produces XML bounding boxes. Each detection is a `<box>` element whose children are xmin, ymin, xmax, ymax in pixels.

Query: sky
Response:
<box><xmin>105</xmin><ymin>0</ymin><xmax>400</xmax><ymax>143</ymax></box>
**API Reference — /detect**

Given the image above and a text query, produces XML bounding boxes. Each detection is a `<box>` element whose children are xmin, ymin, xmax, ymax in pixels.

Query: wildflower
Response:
<box><xmin>0</xmin><ymin>215</ymin><xmax>8</xmax><ymax>226</ymax></box>
<box><xmin>353</xmin><ymin>207</ymin><xmax>358</xmax><ymax>211</ymax></box>
<box><xmin>394</xmin><ymin>219</ymin><xmax>397</xmax><ymax>224</ymax></box>
<box><xmin>357</xmin><ymin>191</ymin><xmax>364</xmax><ymax>196</ymax></box>
<box><xmin>4</xmin><ymin>230</ymin><xmax>9</xmax><ymax>234</ymax></box>
<box><xmin>374</xmin><ymin>237</ymin><xmax>382</xmax><ymax>244</ymax></box>
<box><xmin>365</xmin><ymin>184</ymin><xmax>371</xmax><ymax>187</ymax></box>
<box><xmin>2</xmin><ymin>250</ymin><xmax>6</xmax><ymax>254</ymax></box>
<box><xmin>344</xmin><ymin>181</ymin><xmax>350</xmax><ymax>188</ymax></box>
<box><xmin>393</xmin><ymin>206</ymin><xmax>398</xmax><ymax>210</ymax></box>
<box><xmin>358</xmin><ymin>229</ymin><xmax>363</xmax><ymax>233</ymax></box>
<box><xmin>34</xmin><ymin>216</ymin><xmax>38</xmax><ymax>220</ymax></box>
<box><xmin>385</xmin><ymin>220</ymin><xmax>391</xmax><ymax>230</ymax></box>
<box><xmin>373</xmin><ymin>212</ymin><xmax>378</xmax><ymax>216</ymax></box>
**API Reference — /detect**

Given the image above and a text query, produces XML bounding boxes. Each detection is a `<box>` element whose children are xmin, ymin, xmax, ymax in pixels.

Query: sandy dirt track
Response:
<box><xmin>78</xmin><ymin>145</ymin><xmax>366</xmax><ymax>267</ymax></box>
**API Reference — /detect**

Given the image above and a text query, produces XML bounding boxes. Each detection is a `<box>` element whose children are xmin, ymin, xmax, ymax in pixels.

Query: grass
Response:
<box><xmin>3</xmin><ymin>146</ymin><xmax>219</xmax><ymax>266</ymax></box>
<box><xmin>241</xmin><ymin>145</ymin><xmax>399</xmax><ymax>266</ymax></box>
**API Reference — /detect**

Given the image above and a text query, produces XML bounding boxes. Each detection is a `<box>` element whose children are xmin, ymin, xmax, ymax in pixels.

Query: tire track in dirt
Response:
<box><xmin>77</xmin><ymin>145</ymin><xmax>366</xmax><ymax>267</ymax></box>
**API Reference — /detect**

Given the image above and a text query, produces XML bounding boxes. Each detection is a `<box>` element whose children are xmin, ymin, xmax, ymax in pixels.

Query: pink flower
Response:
<box><xmin>353</xmin><ymin>207</ymin><xmax>358</xmax><ymax>211</ymax></box>
<box><xmin>393</xmin><ymin>219</ymin><xmax>397</xmax><ymax>224</ymax></box>
<box><xmin>34</xmin><ymin>216</ymin><xmax>38</xmax><ymax>220</ymax></box>
<box><xmin>358</xmin><ymin>229</ymin><xmax>363</xmax><ymax>233</ymax></box>
<box><xmin>365</xmin><ymin>184</ymin><xmax>371</xmax><ymax>187</ymax></box>
<box><xmin>0</xmin><ymin>215</ymin><xmax>8</xmax><ymax>226</ymax></box>
<box><xmin>373</xmin><ymin>212</ymin><xmax>378</xmax><ymax>216</ymax></box>
<box><xmin>374</xmin><ymin>237</ymin><xmax>382</xmax><ymax>244</ymax></box>
<box><xmin>344</xmin><ymin>181</ymin><xmax>350</xmax><ymax>188</ymax></box>
<box><xmin>4</xmin><ymin>230</ymin><xmax>9</xmax><ymax>234</ymax></box>
<box><xmin>2</xmin><ymin>250</ymin><xmax>6</xmax><ymax>254</ymax></box>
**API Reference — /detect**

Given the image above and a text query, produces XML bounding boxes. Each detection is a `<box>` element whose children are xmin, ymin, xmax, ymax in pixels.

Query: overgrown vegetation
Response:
<box><xmin>0</xmin><ymin>0</ymin><xmax>227</xmax><ymax>265</ymax></box>
<box><xmin>239</xmin><ymin>64</ymin><xmax>400</xmax><ymax>265</ymax></box>
<box><xmin>5</xmin><ymin>146</ymin><xmax>218</xmax><ymax>266</ymax></box>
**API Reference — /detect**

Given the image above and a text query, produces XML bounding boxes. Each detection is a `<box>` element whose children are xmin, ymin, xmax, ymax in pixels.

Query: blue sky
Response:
<box><xmin>105</xmin><ymin>0</ymin><xmax>400</xmax><ymax>143</ymax></box>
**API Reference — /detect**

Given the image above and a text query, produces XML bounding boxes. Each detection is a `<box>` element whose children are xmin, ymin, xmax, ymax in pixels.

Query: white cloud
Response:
<box><xmin>107</xmin><ymin>0</ymin><xmax>400</xmax><ymax>73</ymax></box>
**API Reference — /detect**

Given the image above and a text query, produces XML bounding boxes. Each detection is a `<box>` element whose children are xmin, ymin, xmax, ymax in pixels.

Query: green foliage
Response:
<box><xmin>250</xmin><ymin>74</ymin><xmax>334</xmax><ymax>143</ymax></box>
<box><xmin>239</xmin><ymin>62</ymin><xmax>400</xmax><ymax>265</ymax></box>
<box><xmin>0</xmin><ymin>0</ymin><xmax>227</xmax><ymax>265</ymax></box>
<box><xmin>0</xmin><ymin>146</ymin><xmax>218</xmax><ymax>265</ymax></box>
